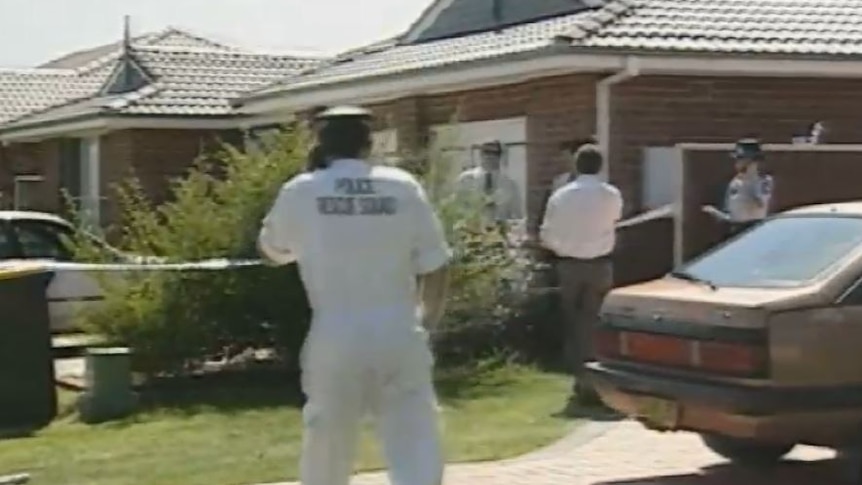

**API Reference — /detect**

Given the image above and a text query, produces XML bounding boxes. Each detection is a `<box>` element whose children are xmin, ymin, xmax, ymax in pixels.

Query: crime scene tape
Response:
<box><xmin>0</xmin><ymin>258</ymin><xmax>264</xmax><ymax>273</ymax></box>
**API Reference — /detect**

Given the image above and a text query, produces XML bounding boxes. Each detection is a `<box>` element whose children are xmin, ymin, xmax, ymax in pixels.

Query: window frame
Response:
<box><xmin>9</xmin><ymin>219</ymin><xmax>76</xmax><ymax>262</ymax></box>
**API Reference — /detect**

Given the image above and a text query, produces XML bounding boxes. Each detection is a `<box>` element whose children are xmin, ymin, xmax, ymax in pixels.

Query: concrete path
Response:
<box><xmin>260</xmin><ymin>420</ymin><xmax>849</xmax><ymax>485</ymax></box>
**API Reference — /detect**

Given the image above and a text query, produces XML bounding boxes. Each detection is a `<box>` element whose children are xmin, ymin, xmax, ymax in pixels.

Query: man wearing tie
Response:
<box><xmin>455</xmin><ymin>140</ymin><xmax>524</xmax><ymax>225</ymax></box>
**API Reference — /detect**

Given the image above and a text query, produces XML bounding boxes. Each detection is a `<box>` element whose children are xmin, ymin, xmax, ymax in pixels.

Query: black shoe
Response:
<box><xmin>573</xmin><ymin>382</ymin><xmax>603</xmax><ymax>407</ymax></box>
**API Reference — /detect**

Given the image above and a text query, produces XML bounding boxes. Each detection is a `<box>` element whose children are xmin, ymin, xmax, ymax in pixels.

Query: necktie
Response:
<box><xmin>485</xmin><ymin>172</ymin><xmax>494</xmax><ymax>195</ymax></box>
<box><xmin>484</xmin><ymin>172</ymin><xmax>494</xmax><ymax>195</ymax></box>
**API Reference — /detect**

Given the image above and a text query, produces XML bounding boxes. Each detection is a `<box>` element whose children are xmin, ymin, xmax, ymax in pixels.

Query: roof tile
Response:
<box><xmin>251</xmin><ymin>9</ymin><xmax>598</xmax><ymax>96</ymax></box>
<box><xmin>2</xmin><ymin>45</ymin><xmax>322</xmax><ymax>126</ymax></box>
<box><xmin>576</xmin><ymin>0</ymin><xmax>862</xmax><ymax>55</ymax></box>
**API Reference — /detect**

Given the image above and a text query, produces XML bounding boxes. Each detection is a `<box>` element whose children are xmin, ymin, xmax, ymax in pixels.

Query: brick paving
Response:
<box><xmin>264</xmin><ymin>420</ymin><xmax>850</xmax><ymax>485</ymax></box>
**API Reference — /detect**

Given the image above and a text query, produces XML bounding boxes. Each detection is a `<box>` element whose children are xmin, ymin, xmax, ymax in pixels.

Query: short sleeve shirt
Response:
<box><xmin>725</xmin><ymin>174</ymin><xmax>773</xmax><ymax>222</ymax></box>
<box><xmin>258</xmin><ymin>158</ymin><xmax>452</xmax><ymax>332</ymax></box>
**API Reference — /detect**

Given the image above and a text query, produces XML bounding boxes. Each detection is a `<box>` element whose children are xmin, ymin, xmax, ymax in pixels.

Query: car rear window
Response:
<box><xmin>681</xmin><ymin>216</ymin><xmax>862</xmax><ymax>288</ymax></box>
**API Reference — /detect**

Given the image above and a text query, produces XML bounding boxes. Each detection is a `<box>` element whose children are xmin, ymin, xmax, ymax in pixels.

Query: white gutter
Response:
<box><xmin>239</xmin><ymin>53</ymin><xmax>624</xmax><ymax>115</ymax></box>
<box><xmin>596</xmin><ymin>56</ymin><xmax>640</xmax><ymax>180</ymax></box>
<box><xmin>240</xmin><ymin>53</ymin><xmax>862</xmax><ymax>121</ymax></box>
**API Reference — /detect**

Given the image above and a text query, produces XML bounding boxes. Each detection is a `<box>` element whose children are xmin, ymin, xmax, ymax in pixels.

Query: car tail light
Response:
<box><xmin>625</xmin><ymin>332</ymin><xmax>690</xmax><ymax>367</ymax></box>
<box><xmin>594</xmin><ymin>328</ymin><xmax>621</xmax><ymax>358</ymax></box>
<box><xmin>594</xmin><ymin>328</ymin><xmax>768</xmax><ymax>378</ymax></box>
<box><xmin>698</xmin><ymin>340</ymin><xmax>768</xmax><ymax>377</ymax></box>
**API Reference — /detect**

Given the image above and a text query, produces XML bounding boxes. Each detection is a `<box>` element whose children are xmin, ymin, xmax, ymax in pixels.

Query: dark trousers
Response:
<box><xmin>556</xmin><ymin>256</ymin><xmax>613</xmax><ymax>393</ymax></box>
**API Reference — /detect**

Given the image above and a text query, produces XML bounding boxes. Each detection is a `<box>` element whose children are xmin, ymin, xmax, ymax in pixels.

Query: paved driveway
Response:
<box><xmin>267</xmin><ymin>421</ymin><xmax>851</xmax><ymax>485</ymax></box>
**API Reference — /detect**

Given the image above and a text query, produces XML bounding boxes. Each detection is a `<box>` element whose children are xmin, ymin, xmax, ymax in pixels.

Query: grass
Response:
<box><xmin>0</xmin><ymin>363</ymin><xmax>575</xmax><ymax>485</ymax></box>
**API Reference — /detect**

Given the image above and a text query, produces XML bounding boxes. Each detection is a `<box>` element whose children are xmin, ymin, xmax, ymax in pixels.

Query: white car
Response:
<box><xmin>0</xmin><ymin>211</ymin><xmax>146</xmax><ymax>333</ymax></box>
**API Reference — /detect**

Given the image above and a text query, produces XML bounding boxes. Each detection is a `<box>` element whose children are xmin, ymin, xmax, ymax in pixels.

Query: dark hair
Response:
<box><xmin>574</xmin><ymin>144</ymin><xmax>603</xmax><ymax>175</ymax></box>
<box><xmin>319</xmin><ymin>119</ymin><xmax>372</xmax><ymax>159</ymax></box>
<box><xmin>479</xmin><ymin>140</ymin><xmax>503</xmax><ymax>155</ymax></box>
<box><xmin>306</xmin><ymin>144</ymin><xmax>327</xmax><ymax>171</ymax></box>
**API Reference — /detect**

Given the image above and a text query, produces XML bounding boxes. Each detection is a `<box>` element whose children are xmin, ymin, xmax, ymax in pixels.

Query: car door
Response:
<box><xmin>8</xmin><ymin>219</ymin><xmax>104</xmax><ymax>333</ymax></box>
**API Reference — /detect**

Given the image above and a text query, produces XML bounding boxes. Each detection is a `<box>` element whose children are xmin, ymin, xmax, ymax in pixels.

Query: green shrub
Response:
<box><xmin>72</xmin><ymin>124</ymin><xmax>534</xmax><ymax>376</ymax></box>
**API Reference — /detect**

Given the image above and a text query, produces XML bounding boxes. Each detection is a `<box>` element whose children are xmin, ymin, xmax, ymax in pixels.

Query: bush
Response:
<box><xmin>73</xmin><ymin>125</ymin><xmax>537</xmax><ymax>376</ymax></box>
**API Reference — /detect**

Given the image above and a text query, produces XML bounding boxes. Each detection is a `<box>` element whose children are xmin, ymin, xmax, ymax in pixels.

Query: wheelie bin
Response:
<box><xmin>0</xmin><ymin>263</ymin><xmax>56</xmax><ymax>433</ymax></box>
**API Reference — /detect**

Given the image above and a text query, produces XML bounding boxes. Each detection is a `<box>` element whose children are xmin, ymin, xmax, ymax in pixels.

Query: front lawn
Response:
<box><xmin>0</xmin><ymin>363</ymin><xmax>574</xmax><ymax>485</ymax></box>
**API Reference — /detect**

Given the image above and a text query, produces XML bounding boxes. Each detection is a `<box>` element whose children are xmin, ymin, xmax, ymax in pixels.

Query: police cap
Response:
<box><xmin>731</xmin><ymin>138</ymin><xmax>764</xmax><ymax>161</ymax></box>
<box><xmin>315</xmin><ymin>105</ymin><xmax>372</xmax><ymax>121</ymax></box>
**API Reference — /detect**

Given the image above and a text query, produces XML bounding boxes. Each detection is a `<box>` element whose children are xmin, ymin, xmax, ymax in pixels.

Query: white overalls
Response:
<box><xmin>258</xmin><ymin>159</ymin><xmax>452</xmax><ymax>485</ymax></box>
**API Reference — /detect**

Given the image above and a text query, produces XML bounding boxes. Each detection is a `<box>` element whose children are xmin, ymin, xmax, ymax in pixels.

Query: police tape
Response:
<box><xmin>0</xmin><ymin>205</ymin><xmax>677</xmax><ymax>275</ymax></box>
<box><xmin>0</xmin><ymin>258</ymin><xmax>265</xmax><ymax>273</ymax></box>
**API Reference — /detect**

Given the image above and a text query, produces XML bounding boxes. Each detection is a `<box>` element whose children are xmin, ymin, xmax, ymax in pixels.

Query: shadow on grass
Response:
<box><xmin>130</xmin><ymin>368</ymin><xmax>306</xmax><ymax>417</ymax></box>
<box><xmin>101</xmin><ymin>360</ymin><xmax>527</xmax><ymax>420</ymax></box>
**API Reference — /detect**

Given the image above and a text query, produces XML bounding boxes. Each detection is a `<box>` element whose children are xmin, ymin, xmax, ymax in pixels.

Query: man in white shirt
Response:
<box><xmin>456</xmin><ymin>141</ymin><xmax>523</xmax><ymax>224</ymax></box>
<box><xmin>551</xmin><ymin>137</ymin><xmax>597</xmax><ymax>193</ymax></box>
<box><xmin>540</xmin><ymin>144</ymin><xmax>622</xmax><ymax>414</ymax></box>
<box><xmin>258</xmin><ymin>106</ymin><xmax>452</xmax><ymax>485</ymax></box>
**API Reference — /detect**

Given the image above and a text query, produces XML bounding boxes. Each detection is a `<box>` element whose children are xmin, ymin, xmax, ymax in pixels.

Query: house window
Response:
<box><xmin>429</xmin><ymin>118</ymin><xmax>528</xmax><ymax>217</ymax></box>
<box><xmin>13</xmin><ymin>175</ymin><xmax>45</xmax><ymax>211</ymax></box>
<box><xmin>642</xmin><ymin>146</ymin><xmax>682</xmax><ymax>210</ymax></box>
<box><xmin>244</xmin><ymin>125</ymin><xmax>284</xmax><ymax>153</ymax></box>
<box><xmin>371</xmin><ymin>129</ymin><xmax>399</xmax><ymax>164</ymax></box>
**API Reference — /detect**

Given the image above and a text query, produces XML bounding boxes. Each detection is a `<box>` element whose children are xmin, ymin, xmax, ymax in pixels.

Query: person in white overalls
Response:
<box><xmin>258</xmin><ymin>106</ymin><xmax>452</xmax><ymax>485</ymax></box>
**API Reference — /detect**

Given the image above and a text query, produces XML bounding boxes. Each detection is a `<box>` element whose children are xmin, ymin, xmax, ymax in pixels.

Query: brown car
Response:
<box><xmin>587</xmin><ymin>202</ymin><xmax>862</xmax><ymax>466</ymax></box>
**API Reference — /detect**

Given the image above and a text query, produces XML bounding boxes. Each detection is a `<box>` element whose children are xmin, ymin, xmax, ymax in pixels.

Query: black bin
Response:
<box><xmin>0</xmin><ymin>266</ymin><xmax>57</xmax><ymax>433</ymax></box>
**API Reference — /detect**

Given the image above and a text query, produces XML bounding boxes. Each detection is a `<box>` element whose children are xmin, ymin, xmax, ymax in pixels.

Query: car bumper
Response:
<box><xmin>586</xmin><ymin>362</ymin><xmax>862</xmax><ymax>446</ymax></box>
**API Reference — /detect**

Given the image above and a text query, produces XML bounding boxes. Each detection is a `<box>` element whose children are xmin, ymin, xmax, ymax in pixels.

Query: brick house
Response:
<box><xmin>237</xmin><ymin>0</ymin><xmax>862</xmax><ymax>235</ymax></box>
<box><xmin>0</xmin><ymin>27</ymin><xmax>322</xmax><ymax>226</ymax></box>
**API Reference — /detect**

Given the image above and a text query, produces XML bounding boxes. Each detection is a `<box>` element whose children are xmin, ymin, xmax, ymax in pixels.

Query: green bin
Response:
<box><xmin>0</xmin><ymin>264</ymin><xmax>56</xmax><ymax>433</ymax></box>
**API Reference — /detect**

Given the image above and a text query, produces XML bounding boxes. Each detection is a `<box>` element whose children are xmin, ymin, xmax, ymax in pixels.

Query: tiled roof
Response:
<box><xmin>247</xmin><ymin>0</ymin><xmax>862</xmax><ymax>99</ymax></box>
<box><xmin>251</xmin><ymin>9</ymin><xmax>598</xmax><ymax>95</ymax></box>
<box><xmin>0</xmin><ymin>28</ymin><xmax>250</xmax><ymax>125</ymax></box>
<box><xmin>568</xmin><ymin>0</ymin><xmax>862</xmax><ymax>55</ymax></box>
<box><xmin>40</xmin><ymin>27</ymin><xmax>239</xmax><ymax>68</ymax></box>
<box><xmin>0</xmin><ymin>68</ymin><xmax>110</xmax><ymax>123</ymax></box>
<box><xmin>116</xmin><ymin>46</ymin><xmax>321</xmax><ymax>115</ymax></box>
<box><xmin>1</xmin><ymin>45</ymin><xmax>323</xmax><ymax>128</ymax></box>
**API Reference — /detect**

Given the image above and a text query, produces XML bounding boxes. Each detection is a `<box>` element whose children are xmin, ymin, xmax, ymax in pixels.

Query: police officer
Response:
<box><xmin>456</xmin><ymin>140</ymin><xmax>524</xmax><ymax>224</ymax></box>
<box><xmin>724</xmin><ymin>138</ymin><xmax>774</xmax><ymax>235</ymax></box>
<box><xmin>258</xmin><ymin>106</ymin><xmax>451</xmax><ymax>485</ymax></box>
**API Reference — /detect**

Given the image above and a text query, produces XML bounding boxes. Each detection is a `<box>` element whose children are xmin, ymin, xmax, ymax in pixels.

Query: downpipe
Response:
<box><xmin>596</xmin><ymin>56</ymin><xmax>641</xmax><ymax>180</ymax></box>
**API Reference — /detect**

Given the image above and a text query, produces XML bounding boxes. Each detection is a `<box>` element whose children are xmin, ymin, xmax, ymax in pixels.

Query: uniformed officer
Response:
<box><xmin>455</xmin><ymin>140</ymin><xmax>524</xmax><ymax>224</ymax></box>
<box><xmin>258</xmin><ymin>106</ymin><xmax>452</xmax><ymax>485</ymax></box>
<box><xmin>724</xmin><ymin>138</ymin><xmax>774</xmax><ymax>235</ymax></box>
